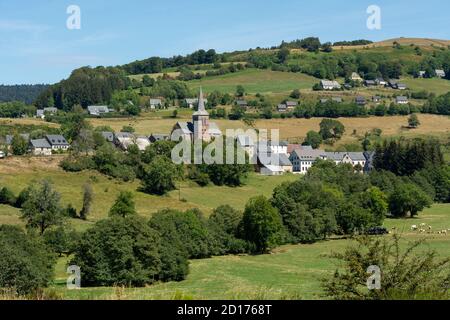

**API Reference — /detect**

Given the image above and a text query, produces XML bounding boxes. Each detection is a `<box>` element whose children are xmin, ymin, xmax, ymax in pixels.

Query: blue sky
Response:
<box><xmin>1</xmin><ymin>0</ymin><xmax>449</xmax><ymax>85</ymax></box>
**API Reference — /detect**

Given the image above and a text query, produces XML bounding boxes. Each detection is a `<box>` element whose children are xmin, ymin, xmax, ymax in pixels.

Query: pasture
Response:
<box><xmin>51</xmin><ymin>204</ymin><xmax>450</xmax><ymax>300</ymax></box>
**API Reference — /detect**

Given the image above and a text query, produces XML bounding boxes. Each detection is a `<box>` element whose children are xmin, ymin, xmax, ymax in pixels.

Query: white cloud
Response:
<box><xmin>0</xmin><ymin>19</ymin><xmax>50</xmax><ymax>33</ymax></box>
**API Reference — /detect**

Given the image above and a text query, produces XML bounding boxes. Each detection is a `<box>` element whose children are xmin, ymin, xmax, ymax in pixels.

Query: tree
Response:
<box><xmin>109</xmin><ymin>191</ymin><xmax>136</xmax><ymax>218</ymax></box>
<box><xmin>150</xmin><ymin>209</ymin><xmax>213</xmax><ymax>259</ymax></box>
<box><xmin>389</xmin><ymin>183</ymin><xmax>432</xmax><ymax>217</ymax></box>
<box><xmin>359</xmin><ymin>187</ymin><xmax>388</xmax><ymax>225</ymax></box>
<box><xmin>79</xmin><ymin>183</ymin><xmax>94</xmax><ymax>220</ymax></box>
<box><xmin>208</xmin><ymin>205</ymin><xmax>248</xmax><ymax>254</ymax></box>
<box><xmin>11</xmin><ymin>134</ymin><xmax>28</xmax><ymax>155</ymax></box>
<box><xmin>0</xmin><ymin>187</ymin><xmax>16</xmax><ymax>206</ymax></box>
<box><xmin>242</xmin><ymin>196</ymin><xmax>283</xmax><ymax>253</ymax></box>
<box><xmin>277</xmin><ymin>47</ymin><xmax>290</xmax><ymax>63</ymax></box>
<box><xmin>141</xmin><ymin>156</ymin><xmax>180</xmax><ymax>195</ymax></box>
<box><xmin>236</xmin><ymin>85</ymin><xmax>245</xmax><ymax>97</ymax></box>
<box><xmin>0</xmin><ymin>225</ymin><xmax>56</xmax><ymax>295</ymax></box>
<box><xmin>322</xmin><ymin>235</ymin><xmax>450</xmax><ymax>300</ymax></box>
<box><xmin>319</xmin><ymin>119</ymin><xmax>345</xmax><ymax>141</ymax></box>
<box><xmin>70</xmin><ymin>216</ymin><xmax>164</xmax><ymax>287</ymax></box>
<box><xmin>21</xmin><ymin>180</ymin><xmax>65</xmax><ymax>235</ymax></box>
<box><xmin>303</xmin><ymin>131</ymin><xmax>323</xmax><ymax>149</ymax></box>
<box><xmin>408</xmin><ymin>113</ymin><xmax>420</xmax><ymax>128</ymax></box>
<box><xmin>290</xmin><ymin>89</ymin><xmax>301</xmax><ymax>99</ymax></box>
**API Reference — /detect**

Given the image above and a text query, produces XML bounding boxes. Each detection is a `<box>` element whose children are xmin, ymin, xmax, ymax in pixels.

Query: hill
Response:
<box><xmin>333</xmin><ymin>37</ymin><xmax>450</xmax><ymax>50</ymax></box>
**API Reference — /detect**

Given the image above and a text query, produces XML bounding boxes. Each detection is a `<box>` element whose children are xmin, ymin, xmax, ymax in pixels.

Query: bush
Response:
<box><xmin>0</xmin><ymin>187</ymin><xmax>16</xmax><ymax>206</ymax></box>
<box><xmin>149</xmin><ymin>209</ymin><xmax>213</xmax><ymax>259</ymax></box>
<box><xmin>0</xmin><ymin>225</ymin><xmax>56</xmax><ymax>295</ymax></box>
<box><xmin>70</xmin><ymin>216</ymin><xmax>163</xmax><ymax>287</ymax></box>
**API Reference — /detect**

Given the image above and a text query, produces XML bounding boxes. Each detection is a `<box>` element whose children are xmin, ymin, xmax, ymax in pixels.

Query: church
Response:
<box><xmin>172</xmin><ymin>88</ymin><xmax>222</xmax><ymax>142</ymax></box>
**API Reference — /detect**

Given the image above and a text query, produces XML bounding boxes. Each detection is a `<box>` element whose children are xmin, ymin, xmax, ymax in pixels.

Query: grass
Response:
<box><xmin>402</xmin><ymin>77</ymin><xmax>450</xmax><ymax>96</ymax></box>
<box><xmin>185</xmin><ymin>69</ymin><xmax>318</xmax><ymax>95</ymax></box>
<box><xmin>50</xmin><ymin>204</ymin><xmax>450</xmax><ymax>300</ymax></box>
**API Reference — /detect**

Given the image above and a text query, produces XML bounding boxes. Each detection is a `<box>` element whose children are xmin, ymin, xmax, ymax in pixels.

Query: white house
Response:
<box><xmin>46</xmin><ymin>135</ymin><xmax>70</xmax><ymax>151</ymax></box>
<box><xmin>88</xmin><ymin>106</ymin><xmax>110</xmax><ymax>117</ymax></box>
<box><xmin>325</xmin><ymin>152</ymin><xmax>366</xmax><ymax>169</ymax></box>
<box><xmin>30</xmin><ymin>139</ymin><xmax>52</xmax><ymax>156</ymax></box>
<box><xmin>351</xmin><ymin>72</ymin><xmax>363</xmax><ymax>82</ymax></box>
<box><xmin>320</xmin><ymin>80</ymin><xmax>341</xmax><ymax>90</ymax></box>
<box><xmin>289</xmin><ymin>147</ymin><xmax>327</xmax><ymax>174</ymax></box>
<box><xmin>149</xmin><ymin>99</ymin><xmax>162</xmax><ymax>109</ymax></box>
<box><xmin>396</xmin><ymin>96</ymin><xmax>409</xmax><ymax>105</ymax></box>
<box><xmin>435</xmin><ymin>69</ymin><xmax>446</xmax><ymax>78</ymax></box>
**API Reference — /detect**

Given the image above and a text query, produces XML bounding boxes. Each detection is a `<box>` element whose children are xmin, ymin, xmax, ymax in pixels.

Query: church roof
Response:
<box><xmin>193</xmin><ymin>87</ymin><xmax>209</xmax><ymax>116</ymax></box>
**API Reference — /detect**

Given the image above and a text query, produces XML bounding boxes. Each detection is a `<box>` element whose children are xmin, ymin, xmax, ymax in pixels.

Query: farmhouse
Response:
<box><xmin>372</xmin><ymin>96</ymin><xmax>382</xmax><ymax>103</ymax></box>
<box><xmin>36</xmin><ymin>107</ymin><xmax>57</xmax><ymax>119</ymax></box>
<box><xmin>397</xmin><ymin>83</ymin><xmax>407</xmax><ymax>90</ymax></box>
<box><xmin>364</xmin><ymin>80</ymin><xmax>376</xmax><ymax>87</ymax></box>
<box><xmin>435</xmin><ymin>69</ymin><xmax>446</xmax><ymax>78</ymax></box>
<box><xmin>351</xmin><ymin>72</ymin><xmax>363</xmax><ymax>82</ymax></box>
<box><xmin>375</xmin><ymin>78</ymin><xmax>387</xmax><ymax>86</ymax></box>
<box><xmin>419</xmin><ymin>71</ymin><xmax>426</xmax><ymax>78</ymax></box>
<box><xmin>149</xmin><ymin>99</ymin><xmax>162</xmax><ymax>109</ymax></box>
<box><xmin>320</xmin><ymin>80</ymin><xmax>341</xmax><ymax>90</ymax></box>
<box><xmin>173</xmin><ymin>88</ymin><xmax>221</xmax><ymax>142</ymax></box>
<box><xmin>396</xmin><ymin>96</ymin><xmax>409</xmax><ymax>104</ymax></box>
<box><xmin>235</xmin><ymin>99</ymin><xmax>248</xmax><ymax>108</ymax></box>
<box><xmin>114</xmin><ymin>132</ymin><xmax>136</xmax><ymax>151</ymax></box>
<box><xmin>88</xmin><ymin>105</ymin><xmax>110</xmax><ymax>117</ymax></box>
<box><xmin>325</xmin><ymin>152</ymin><xmax>366</xmax><ymax>169</ymax></box>
<box><xmin>277</xmin><ymin>104</ymin><xmax>287</xmax><ymax>112</ymax></box>
<box><xmin>355</xmin><ymin>96</ymin><xmax>366</xmax><ymax>106</ymax></box>
<box><xmin>258</xmin><ymin>153</ymin><xmax>292</xmax><ymax>176</ymax></box>
<box><xmin>46</xmin><ymin>135</ymin><xmax>70</xmax><ymax>151</ymax></box>
<box><xmin>290</xmin><ymin>147</ymin><xmax>327</xmax><ymax>174</ymax></box>
<box><xmin>29</xmin><ymin>139</ymin><xmax>52</xmax><ymax>156</ymax></box>
<box><xmin>285</xmin><ymin>101</ymin><xmax>298</xmax><ymax>110</ymax></box>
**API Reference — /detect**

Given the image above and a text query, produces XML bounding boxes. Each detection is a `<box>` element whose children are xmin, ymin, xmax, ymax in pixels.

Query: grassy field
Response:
<box><xmin>185</xmin><ymin>69</ymin><xmax>317</xmax><ymax>95</ymax></box>
<box><xmin>50</xmin><ymin>204</ymin><xmax>450</xmax><ymax>300</ymax></box>
<box><xmin>89</xmin><ymin>114</ymin><xmax>450</xmax><ymax>146</ymax></box>
<box><xmin>402</xmin><ymin>77</ymin><xmax>450</xmax><ymax>96</ymax></box>
<box><xmin>0</xmin><ymin>156</ymin><xmax>297</xmax><ymax>230</ymax></box>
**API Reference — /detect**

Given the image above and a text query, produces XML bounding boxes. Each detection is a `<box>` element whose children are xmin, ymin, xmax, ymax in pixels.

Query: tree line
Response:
<box><xmin>0</xmin><ymin>84</ymin><xmax>50</xmax><ymax>104</ymax></box>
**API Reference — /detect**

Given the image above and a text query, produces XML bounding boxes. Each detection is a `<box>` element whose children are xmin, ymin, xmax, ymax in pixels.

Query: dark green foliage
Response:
<box><xmin>303</xmin><ymin>131</ymin><xmax>323</xmax><ymax>149</ymax></box>
<box><xmin>35</xmin><ymin>67</ymin><xmax>130</xmax><ymax>110</ymax></box>
<box><xmin>141</xmin><ymin>156</ymin><xmax>180</xmax><ymax>195</ymax></box>
<box><xmin>319</xmin><ymin>119</ymin><xmax>345</xmax><ymax>142</ymax></box>
<box><xmin>208</xmin><ymin>205</ymin><xmax>248</xmax><ymax>255</ymax></box>
<box><xmin>0</xmin><ymin>187</ymin><xmax>16</xmax><ymax>206</ymax></box>
<box><xmin>0</xmin><ymin>101</ymin><xmax>36</xmax><ymax>118</ymax></box>
<box><xmin>0</xmin><ymin>225</ymin><xmax>56</xmax><ymax>295</ymax></box>
<box><xmin>242</xmin><ymin>196</ymin><xmax>283</xmax><ymax>253</ymax></box>
<box><xmin>79</xmin><ymin>183</ymin><xmax>93</xmax><ymax>220</ymax></box>
<box><xmin>149</xmin><ymin>209</ymin><xmax>213</xmax><ymax>259</ymax></box>
<box><xmin>374</xmin><ymin>138</ymin><xmax>444</xmax><ymax>176</ymax></box>
<box><xmin>389</xmin><ymin>183</ymin><xmax>433</xmax><ymax>217</ymax></box>
<box><xmin>0</xmin><ymin>84</ymin><xmax>50</xmax><ymax>104</ymax></box>
<box><xmin>70</xmin><ymin>216</ymin><xmax>163</xmax><ymax>287</ymax></box>
<box><xmin>43</xmin><ymin>227</ymin><xmax>80</xmax><ymax>257</ymax></box>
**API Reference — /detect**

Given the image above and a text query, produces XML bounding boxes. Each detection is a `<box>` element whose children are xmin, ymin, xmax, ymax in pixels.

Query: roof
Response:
<box><xmin>365</xmin><ymin>80</ymin><xmax>376</xmax><ymax>85</ymax></box>
<box><xmin>286</xmin><ymin>101</ymin><xmax>298</xmax><ymax>107</ymax></box>
<box><xmin>396</xmin><ymin>96</ymin><xmax>408</xmax><ymax>101</ymax></box>
<box><xmin>175</xmin><ymin>122</ymin><xmax>195</xmax><ymax>135</ymax></box>
<box><xmin>150</xmin><ymin>133</ymin><xmax>170</xmax><ymax>141</ymax></box>
<box><xmin>36</xmin><ymin>110</ymin><xmax>44</xmax><ymax>117</ymax></box>
<box><xmin>115</xmin><ymin>132</ymin><xmax>135</xmax><ymax>139</ymax></box>
<box><xmin>30</xmin><ymin>139</ymin><xmax>51</xmax><ymax>149</ymax></box>
<box><xmin>277</xmin><ymin>154</ymin><xmax>292</xmax><ymax>167</ymax></box>
<box><xmin>321</xmin><ymin>80</ymin><xmax>341</xmax><ymax>88</ymax></box>
<box><xmin>88</xmin><ymin>106</ymin><xmax>110</xmax><ymax>115</ymax></box>
<box><xmin>135</xmin><ymin>136</ymin><xmax>151</xmax><ymax>151</ymax></box>
<box><xmin>325</xmin><ymin>152</ymin><xmax>366</xmax><ymax>162</ymax></box>
<box><xmin>149</xmin><ymin>99</ymin><xmax>162</xmax><ymax>105</ymax></box>
<box><xmin>101</xmin><ymin>132</ymin><xmax>114</xmax><ymax>142</ymax></box>
<box><xmin>43</xmin><ymin>107</ymin><xmax>57</xmax><ymax>113</ymax></box>
<box><xmin>355</xmin><ymin>96</ymin><xmax>366</xmax><ymax>103</ymax></box>
<box><xmin>291</xmin><ymin>148</ymin><xmax>326</xmax><ymax>161</ymax></box>
<box><xmin>397</xmin><ymin>83</ymin><xmax>407</xmax><ymax>88</ymax></box>
<box><xmin>435</xmin><ymin>69</ymin><xmax>445</xmax><ymax>75</ymax></box>
<box><xmin>287</xmin><ymin>144</ymin><xmax>313</xmax><ymax>154</ymax></box>
<box><xmin>236</xmin><ymin>100</ymin><xmax>248</xmax><ymax>106</ymax></box>
<box><xmin>46</xmin><ymin>135</ymin><xmax>69</xmax><ymax>146</ymax></box>
<box><xmin>261</xmin><ymin>165</ymin><xmax>284</xmax><ymax>173</ymax></box>
<box><xmin>278</xmin><ymin>104</ymin><xmax>287</xmax><ymax>110</ymax></box>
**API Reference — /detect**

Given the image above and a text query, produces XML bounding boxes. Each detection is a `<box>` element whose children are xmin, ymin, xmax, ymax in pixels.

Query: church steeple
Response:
<box><xmin>193</xmin><ymin>87</ymin><xmax>209</xmax><ymax>116</ymax></box>
<box><xmin>192</xmin><ymin>87</ymin><xmax>210</xmax><ymax>141</ymax></box>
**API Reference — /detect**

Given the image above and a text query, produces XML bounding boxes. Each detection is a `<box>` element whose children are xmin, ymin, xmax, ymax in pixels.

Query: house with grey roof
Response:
<box><xmin>396</xmin><ymin>96</ymin><xmax>409</xmax><ymax>105</ymax></box>
<box><xmin>364</xmin><ymin>80</ymin><xmax>376</xmax><ymax>87</ymax></box>
<box><xmin>36</xmin><ymin>107</ymin><xmax>57</xmax><ymax>119</ymax></box>
<box><xmin>320</xmin><ymin>80</ymin><xmax>341</xmax><ymax>90</ymax></box>
<box><xmin>277</xmin><ymin>104</ymin><xmax>287</xmax><ymax>112</ymax></box>
<box><xmin>101</xmin><ymin>132</ymin><xmax>115</xmax><ymax>143</ymax></box>
<box><xmin>290</xmin><ymin>148</ymin><xmax>327</xmax><ymax>174</ymax></box>
<box><xmin>46</xmin><ymin>135</ymin><xmax>70</xmax><ymax>151</ymax></box>
<box><xmin>325</xmin><ymin>152</ymin><xmax>366</xmax><ymax>170</ymax></box>
<box><xmin>355</xmin><ymin>96</ymin><xmax>366</xmax><ymax>106</ymax></box>
<box><xmin>235</xmin><ymin>100</ymin><xmax>248</xmax><ymax>108</ymax></box>
<box><xmin>88</xmin><ymin>105</ymin><xmax>110</xmax><ymax>117</ymax></box>
<box><xmin>397</xmin><ymin>83</ymin><xmax>407</xmax><ymax>90</ymax></box>
<box><xmin>435</xmin><ymin>69</ymin><xmax>446</xmax><ymax>78</ymax></box>
<box><xmin>372</xmin><ymin>96</ymin><xmax>382</xmax><ymax>103</ymax></box>
<box><xmin>30</xmin><ymin>139</ymin><xmax>52</xmax><ymax>156</ymax></box>
<box><xmin>375</xmin><ymin>78</ymin><xmax>387</xmax><ymax>86</ymax></box>
<box><xmin>285</xmin><ymin>101</ymin><xmax>298</xmax><ymax>110</ymax></box>
<box><xmin>149</xmin><ymin>99</ymin><xmax>162</xmax><ymax>109</ymax></box>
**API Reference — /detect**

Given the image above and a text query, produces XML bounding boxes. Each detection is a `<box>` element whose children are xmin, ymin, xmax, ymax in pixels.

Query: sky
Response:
<box><xmin>1</xmin><ymin>0</ymin><xmax>449</xmax><ymax>85</ymax></box>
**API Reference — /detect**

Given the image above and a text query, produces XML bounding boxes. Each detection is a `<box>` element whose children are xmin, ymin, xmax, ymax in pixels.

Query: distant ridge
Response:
<box><xmin>333</xmin><ymin>37</ymin><xmax>450</xmax><ymax>50</ymax></box>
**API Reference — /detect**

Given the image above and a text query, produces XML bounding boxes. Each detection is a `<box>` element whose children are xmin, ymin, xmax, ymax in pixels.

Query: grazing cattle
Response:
<box><xmin>411</xmin><ymin>225</ymin><xmax>418</xmax><ymax>231</ymax></box>
<box><xmin>420</xmin><ymin>223</ymin><xmax>426</xmax><ymax>228</ymax></box>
